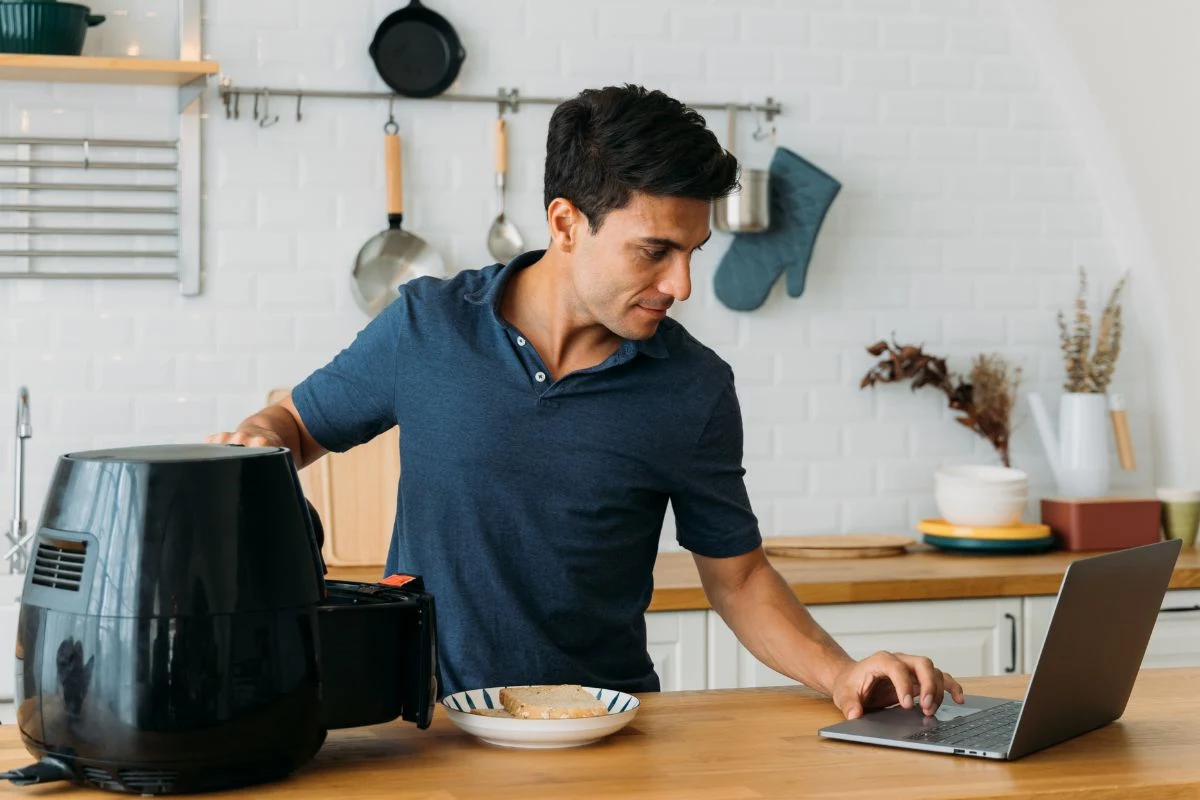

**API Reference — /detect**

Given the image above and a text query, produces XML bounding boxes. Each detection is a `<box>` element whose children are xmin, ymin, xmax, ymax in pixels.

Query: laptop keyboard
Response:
<box><xmin>904</xmin><ymin>701</ymin><xmax>1022</xmax><ymax>751</ymax></box>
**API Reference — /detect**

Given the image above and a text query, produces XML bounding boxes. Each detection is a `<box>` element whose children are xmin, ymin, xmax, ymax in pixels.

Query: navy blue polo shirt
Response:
<box><xmin>292</xmin><ymin>250</ymin><xmax>761</xmax><ymax>696</ymax></box>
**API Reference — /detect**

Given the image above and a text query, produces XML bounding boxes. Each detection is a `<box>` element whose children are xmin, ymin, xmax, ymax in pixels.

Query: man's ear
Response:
<box><xmin>547</xmin><ymin>197</ymin><xmax>587</xmax><ymax>253</ymax></box>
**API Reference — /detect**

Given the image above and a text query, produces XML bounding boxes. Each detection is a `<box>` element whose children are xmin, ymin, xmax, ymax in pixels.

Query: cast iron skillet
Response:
<box><xmin>369</xmin><ymin>0</ymin><xmax>466</xmax><ymax>98</ymax></box>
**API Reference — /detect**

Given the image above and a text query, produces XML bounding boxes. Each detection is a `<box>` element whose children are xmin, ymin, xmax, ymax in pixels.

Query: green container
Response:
<box><xmin>0</xmin><ymin>1</ymin><xmax>105</xmax><ymax>56</ymax></box>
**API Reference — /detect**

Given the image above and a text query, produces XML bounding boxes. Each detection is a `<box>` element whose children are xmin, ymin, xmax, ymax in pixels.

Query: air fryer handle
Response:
<box><xmin>407</xmin><ymin>593</ymin><xmax>438</xmax><ymax>729</ymax></box>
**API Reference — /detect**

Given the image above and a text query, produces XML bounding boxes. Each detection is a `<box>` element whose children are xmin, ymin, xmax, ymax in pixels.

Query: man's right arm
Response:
<box><xmin>206</xmin><ymin>392</ymin><xmax>328</xmax><ymax>470</ymax></box>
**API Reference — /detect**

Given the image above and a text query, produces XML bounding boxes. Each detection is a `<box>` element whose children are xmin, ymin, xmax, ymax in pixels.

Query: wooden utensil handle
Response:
<box><xmin>1111</xmin><ymin>408</ymin><xmax>1137</xmax><ymax>470</ymax></box>
<box><xmin>495</xmin><ymin>118</ymin><xmax>508</xmax><ymax>176</ymax></box>
<box><xmin>385</xmin><ymin>132</ymin><xmax>403</xmax><ymax>217</ymax></box>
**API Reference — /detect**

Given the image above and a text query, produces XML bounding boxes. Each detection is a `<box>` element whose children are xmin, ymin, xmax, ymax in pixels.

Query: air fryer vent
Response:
<box><xmin>82</xmin><ymin>766</ymin><xmax>121</xmax><ymax>791</ymax></box>
<box><xmin>30</xmin><ymin>538</ymin><xmax>87</xmax><ymax>592</ymax></box>
<box><xmin>118</xmin><ymin>769</ymin><xmax>178</xmax><ymax>793</ymax></box>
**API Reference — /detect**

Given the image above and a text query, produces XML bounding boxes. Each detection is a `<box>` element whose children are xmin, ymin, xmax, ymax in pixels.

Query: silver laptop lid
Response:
<box><xmin>1008</xmin><ymin>537</ymin><xmax>1181</xmax><ymax>759</ymax></box>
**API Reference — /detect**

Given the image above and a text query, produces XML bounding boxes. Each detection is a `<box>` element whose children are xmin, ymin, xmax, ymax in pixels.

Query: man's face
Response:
<box><xmin>569</xmin><ymin>192</ymin><xmax>711</xmax><ymax>341</ymax></box>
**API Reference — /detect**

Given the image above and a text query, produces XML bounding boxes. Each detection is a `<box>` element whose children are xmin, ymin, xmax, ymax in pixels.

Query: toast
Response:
<box><xmin>469</xmin><ymin>707</ymin><xmax>513</xmax><ymax>717</ymax></box>
<box><xmin>499</xmin><ymin>684</ymin><xmax>608</xmax><ymax>720</ymax></box>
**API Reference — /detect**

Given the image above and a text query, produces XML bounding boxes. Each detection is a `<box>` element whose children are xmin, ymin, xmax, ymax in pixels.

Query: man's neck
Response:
<box><xmin>500</xmin><ymin>250</ymin><xmax>623</xmax><ymax>381</ymax></box>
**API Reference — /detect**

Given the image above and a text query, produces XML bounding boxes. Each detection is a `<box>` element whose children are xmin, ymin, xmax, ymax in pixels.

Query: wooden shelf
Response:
<box><xmin>0</xmin><ymin>54</ymin><xmax>218</xmax><ymax>86</ymax></box>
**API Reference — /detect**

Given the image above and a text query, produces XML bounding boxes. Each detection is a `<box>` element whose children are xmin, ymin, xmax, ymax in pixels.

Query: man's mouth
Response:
<box><xmin>638</xmin><ymin>304</ymin><xmax>670</xmax><ymax>319</ymax></box>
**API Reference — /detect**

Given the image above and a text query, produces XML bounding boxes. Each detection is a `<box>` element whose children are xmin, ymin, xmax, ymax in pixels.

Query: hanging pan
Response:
<box><xmin>368</xmin><ymin>0</ymin><xmax>466</xmax><ymax>99</ymax></box>
<box><xmin>351</xmin><ymin>113</ymin><xmax>446</xmax><ymax>318</ymax></box>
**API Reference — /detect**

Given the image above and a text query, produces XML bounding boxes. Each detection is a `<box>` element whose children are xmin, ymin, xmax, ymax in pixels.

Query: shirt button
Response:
<box><xmin>535</xmin><ymin>371</ymin><xmax>546</xmax><ymax>383</ymax></box>
<box><xmin>517</xmin><ymin>336</ymin><xmax>526</xmax><ymax>347</ymax></box>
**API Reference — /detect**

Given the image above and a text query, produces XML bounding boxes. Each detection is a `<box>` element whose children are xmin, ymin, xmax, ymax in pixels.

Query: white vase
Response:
<box><xmin>1028</xmin><ymin>392</ymin><xmax>1111</xmax><ymax>498</ymax></box>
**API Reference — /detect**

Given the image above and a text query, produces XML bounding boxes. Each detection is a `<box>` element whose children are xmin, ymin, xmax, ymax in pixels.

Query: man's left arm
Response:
<box><xmin>695</xmin><ymin>547</ymin><xmax>966</xmax><ymax>719</ymax></box>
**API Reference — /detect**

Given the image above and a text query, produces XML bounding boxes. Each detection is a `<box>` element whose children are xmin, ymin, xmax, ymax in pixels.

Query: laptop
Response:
<box><xmin>818</xmin><ymin>537</ymin><xmax>1182</xmax><ymax>760</ymax></box>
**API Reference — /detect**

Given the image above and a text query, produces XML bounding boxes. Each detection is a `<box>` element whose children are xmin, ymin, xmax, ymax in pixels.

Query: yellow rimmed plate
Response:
<box><xmin>918</xmin><ymin>519</ymin><xmax>1052</xmax><ymax>541</ymax></box>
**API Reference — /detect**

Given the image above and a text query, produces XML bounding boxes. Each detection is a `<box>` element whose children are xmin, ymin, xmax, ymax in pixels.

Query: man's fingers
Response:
<box><xmin>943</xmin><ymin>672</ymin><xmax>966</xmax><ymax>704</ymax></box>
<box><xmin>878</xmin><ymin>658</ymin><xmax>918</xmax><ymax>709</ymax></box>
<box><xmin>205</xmin><ymin>431</ymin><xmax>269</xmax><ymax>447</ymax></box>
<box><xmin>897</xmin><ymin>654</ymin><xmax>942</xmax><ymax>715</ymax></box>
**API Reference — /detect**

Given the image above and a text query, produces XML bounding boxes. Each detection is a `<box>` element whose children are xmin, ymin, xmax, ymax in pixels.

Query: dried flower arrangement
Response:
<box><xmin>1057</xmin><ymin>266</ymin><xmax>1126</xmax><ymax>393</ymax></box>
<box><xmin>861</xmin><ymin>339</ymin><xmax>1022</xmax><ymax>467</ymax></box>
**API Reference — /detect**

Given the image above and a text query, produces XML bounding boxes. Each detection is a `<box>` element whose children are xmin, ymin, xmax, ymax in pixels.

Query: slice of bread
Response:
<box><xmin>469</xmin><ymin>707</ymin><xmax>513</xmax><ymax>718</ymax></box>
<box><xmin>499</xmin><ymin>685</ymin><xmax>608</xmax><ymax>720</ymax></box>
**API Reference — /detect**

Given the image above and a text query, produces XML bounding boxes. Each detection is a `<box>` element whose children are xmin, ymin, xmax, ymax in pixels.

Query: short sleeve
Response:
<box><xmin>670</xmin><ymin>378</ymin><xmax>762</xmax><ymax>558</ymax></box>
<box><xmin>291</xmin><ymin>297</ymin><xmax>404</xmax><ymax>453</ymax></box>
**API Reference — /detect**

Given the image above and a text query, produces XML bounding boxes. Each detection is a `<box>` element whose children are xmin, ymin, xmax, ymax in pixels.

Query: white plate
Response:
<box><xmin>442</xmin><ymin>686</ymin><xmax>640</xmax><ymax>749</ymax></box>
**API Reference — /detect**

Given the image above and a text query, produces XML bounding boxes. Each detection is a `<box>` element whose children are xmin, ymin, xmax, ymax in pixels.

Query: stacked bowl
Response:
<box><xmin>923</xmin><ymin>465</ymin><xmax>1054</xmax><ymax>553</ymax></box>
<box><xmin>934</xmin><ymin>465</ymin><xmax>1028</xmax><ymax>527</ymax></box>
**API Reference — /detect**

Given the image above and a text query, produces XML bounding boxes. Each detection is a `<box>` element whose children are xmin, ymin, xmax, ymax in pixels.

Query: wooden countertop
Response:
<box><xmin>329</xmin><ymin>544</ymin><xmax>1200</xmax><ymax>612</ymax></box>
<box><xmin>3</xmin><ymin>668</ymin><xmax>1198</xmax><ymax>799</ymax></box>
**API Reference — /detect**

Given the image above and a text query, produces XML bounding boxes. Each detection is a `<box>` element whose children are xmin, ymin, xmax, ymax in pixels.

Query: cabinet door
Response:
<box><xmin>1147</xmin><ymin>590</ymin><xmax>1200</xmax><ymax>667</ymax></box>
<box><xmin>645</xmin><ymin>611</ymin><xmax>706</xmax><ymax>692</ymax></box>
<box><xmin>1026</xmin><ymin>589</ymin><xmax>1200</xmax><ymax>671</ymax></box>
<box><xmin>708</xmin><ymin>598</ymin><xmax>1023</xmax><ymax>690</ymax></box>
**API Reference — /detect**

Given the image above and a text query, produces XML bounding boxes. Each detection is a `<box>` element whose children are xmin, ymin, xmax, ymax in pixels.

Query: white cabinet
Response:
<box><xmin>645</xmin><ymin>611</ymin><xmax>707</xmax><ymax>691</ymax></box>
<box><xmin>705</xmin><ymin>598</ymin><xmax>1023</xmax><ymax>690</ymax></box>
<box><xmin>1024</xmin><ymin>589</ymin><xmax>1200</xmax><ymax>672</ymax></box>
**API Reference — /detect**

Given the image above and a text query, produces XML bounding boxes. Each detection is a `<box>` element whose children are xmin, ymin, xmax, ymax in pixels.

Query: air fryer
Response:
<box><xmin>3</xmin><ymin>444</ymin><xmax>437</xmax><ymax>794</ymax></box>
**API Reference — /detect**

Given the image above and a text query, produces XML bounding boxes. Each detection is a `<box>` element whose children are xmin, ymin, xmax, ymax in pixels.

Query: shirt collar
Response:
<box><xmin>464</xmin><ymin>249</ymin><xmax>670</xmax><ymax>360</ymax></box>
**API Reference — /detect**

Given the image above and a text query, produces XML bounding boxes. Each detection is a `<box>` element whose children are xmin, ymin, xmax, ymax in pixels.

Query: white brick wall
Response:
<box><xmin>0</xmin><ymin>0</ymin><xmax>1156</xmax><ymax>553</ymax></box>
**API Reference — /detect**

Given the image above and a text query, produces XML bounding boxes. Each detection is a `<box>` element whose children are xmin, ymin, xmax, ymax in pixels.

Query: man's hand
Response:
<box><xmin>205</xmin><ymin>426</ymin><xmax>284</xmax><ymax>448</ymax></box>
<box><xmin>831</xmin><ymin>651</ymin><xmax>966</xmax><ymax>720</ymax></box>
<box><xmin>204</xmin><ymin>393</ymin><xmax>328</xmax><ymax>469</ymax></box>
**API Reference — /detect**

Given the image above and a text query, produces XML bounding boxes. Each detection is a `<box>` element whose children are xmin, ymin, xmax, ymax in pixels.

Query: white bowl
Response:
<box><xmin>442</xmin><ymin>686</ymin><xmax>640</xmax><ymax>749</ymax></box>
<box><xmin>935</xmin><ymin>486</ymin><xmax>1027</xmax><ymax>528</ymax></box>
<box><xmin>936</xmin><ymin>483</ymin><xmax>1028</xmax><ymax>498</ymax></box>
<box><xmin>935</xmin><ymin>465</ymin><xmax>1028</xmax><ymax>488</ymax></box>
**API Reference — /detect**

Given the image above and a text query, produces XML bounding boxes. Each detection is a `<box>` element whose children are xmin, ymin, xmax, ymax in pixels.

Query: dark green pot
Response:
<box><xmin>0</xmin><ymin>1</ymin><xmax>105</xmax><ymax>56</ymax></box>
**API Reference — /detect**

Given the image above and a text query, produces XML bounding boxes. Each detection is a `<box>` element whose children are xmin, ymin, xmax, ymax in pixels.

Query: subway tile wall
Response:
<box><xmin>0</xmin><ymin>0</ymin><xmax>1154</xmax><ymax>555</ymax></box>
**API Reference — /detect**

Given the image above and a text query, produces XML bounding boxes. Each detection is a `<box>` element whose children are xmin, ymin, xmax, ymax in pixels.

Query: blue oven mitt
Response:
<box><xmin>713</xmin><ymin>147</ymin><xmax>841</xmax><ymax>311</ymax></box>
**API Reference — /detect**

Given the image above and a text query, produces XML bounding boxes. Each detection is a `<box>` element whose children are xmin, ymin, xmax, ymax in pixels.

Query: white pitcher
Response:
<box><xmin>1027</xmin><ymin>392</ymin><xmax>1111</xmax><ymax>498</ymax></box>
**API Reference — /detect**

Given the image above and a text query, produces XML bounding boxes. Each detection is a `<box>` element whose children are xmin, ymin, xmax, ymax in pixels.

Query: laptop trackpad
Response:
<box><xmin>852</xmin><ymin>700</ymin><xmax>988</xmax><ymax>730</ymax></box>
<box><xmin>933</xmin><ymin>703</ymin><xmax>985</xmax><ymax>722</ymax></box>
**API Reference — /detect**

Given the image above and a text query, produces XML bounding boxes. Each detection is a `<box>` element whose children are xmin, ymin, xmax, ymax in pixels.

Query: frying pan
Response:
<box><xmin>368</xmin><ymin>0</ymin><xmax>466</xmax><ymax>99</ymax></box>
<box><xmin>351</xmin><ymin>117</ymin><xmax>445</xmax><ymax>318</ymax></box>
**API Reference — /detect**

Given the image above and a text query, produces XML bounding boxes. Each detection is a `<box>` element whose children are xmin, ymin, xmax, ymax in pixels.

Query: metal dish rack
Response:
<box><xmin>0</xmin><ymin>0</ymin><xmax>205</xmax><ymax>296</ymax></box>
<box><xmin>0</xmin><ymin>135</ymin><xmax>198</xmax><ymax>293</ymax></box>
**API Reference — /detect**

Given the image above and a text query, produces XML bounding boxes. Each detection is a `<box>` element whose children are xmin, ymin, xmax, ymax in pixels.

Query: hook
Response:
<box><xmin>258</xmin><ymin>89</ymin><xmax>279</xmax><ymax>128</ymax></box>
<box><xmin>384</xmin><ymin>95</ymin><xmax>398</xmax><ymax>134</ymax></box>
<box><xmin>252</xmin><ymin>91</ymin><xmax>259</xmax><ymax>121</ymax></box>
<box><xmin>751</xmin><ymin>97</ymin><xmax>776</xmax><ymax>145</ymax></box>
<box><xmin>82</xmin><ymin>138</ymin><xmax>90</xmax><ymax>170</ymax></box>
<box><xmin>497</xmin><ymin>87</ymin><xmax>507</xmax><ymax>118</ymax></box>
<box><xmin>508</xmin><ymin>87</ymin><xmax>521</xmax><ymax>114</ymax></box>
<box><xmin>296</xmin><ymin>91</ymin><xmax>303</xmax><ymax>123</ymax></box>
<box><xmin>221</xmin><ymin>84</ymin><xmax>233</xmax><ymax>120</ymax></box>
<box><xmin>232</xmin><ymin>90</ymin><xmax>240</xmax><ymax>120</ymax></box>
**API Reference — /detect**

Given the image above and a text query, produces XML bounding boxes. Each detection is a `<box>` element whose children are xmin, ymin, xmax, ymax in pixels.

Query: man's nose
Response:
<box><xmin>660</xmin><ymin>256</ymin><xmax>692</xmax><ymax>302</ymax></box>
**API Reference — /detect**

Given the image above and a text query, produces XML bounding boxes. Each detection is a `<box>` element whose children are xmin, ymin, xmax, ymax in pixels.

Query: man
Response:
<box><xmin>209</xmin><ymin>84</ymin><xmax>964</xmax><ymax>721</ymax></box>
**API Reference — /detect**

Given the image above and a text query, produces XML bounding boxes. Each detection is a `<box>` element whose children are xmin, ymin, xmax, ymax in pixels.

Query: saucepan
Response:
<box><xmin>713</xmin><ymin>105</ymin><xmax>770</xmax><ymax>234</ymax></box>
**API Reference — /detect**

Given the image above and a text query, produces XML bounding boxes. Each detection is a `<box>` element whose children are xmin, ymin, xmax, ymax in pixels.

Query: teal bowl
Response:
<box><xmin>0</xmin><ymin>1</ymin><xmax>105</xmax><ymax>56</ymax></box>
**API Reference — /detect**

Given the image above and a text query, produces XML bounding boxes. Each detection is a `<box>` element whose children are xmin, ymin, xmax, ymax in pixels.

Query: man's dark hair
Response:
<box><xmin>544</xmin><ymin>84</ymin><xmax>739</xmax><ymax>233</ymax></box>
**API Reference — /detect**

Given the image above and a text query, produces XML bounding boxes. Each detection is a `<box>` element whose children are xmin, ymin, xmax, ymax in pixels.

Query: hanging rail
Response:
<box><xmin>217</xmin><ymin>79</ymin><xmax>781</xmax><ymax>126</ymax></box>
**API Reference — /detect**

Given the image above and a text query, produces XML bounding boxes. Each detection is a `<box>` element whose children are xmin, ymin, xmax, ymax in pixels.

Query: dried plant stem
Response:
<box><xmin>1058</xmin><ymin>266</ymin><xmax>1126</xmax><ymax>393</ymax></box>
<box><xmin>861</xmin><ymin>339</ymin><xmax>1021</xmax><ymax>467</ymax></box>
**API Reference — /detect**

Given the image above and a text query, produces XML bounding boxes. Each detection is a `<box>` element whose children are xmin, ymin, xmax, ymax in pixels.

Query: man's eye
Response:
<box><xmin>643</xmin><ymin>249</ymin><xmax>668</xmax><ymax>261</ymax></box>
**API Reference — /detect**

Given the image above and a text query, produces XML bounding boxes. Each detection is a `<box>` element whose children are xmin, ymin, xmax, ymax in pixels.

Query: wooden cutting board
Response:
<box><xmin>764</xmin><ymin>535</ymin><xmax>915</xmax><ymax>559</ymax></box>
